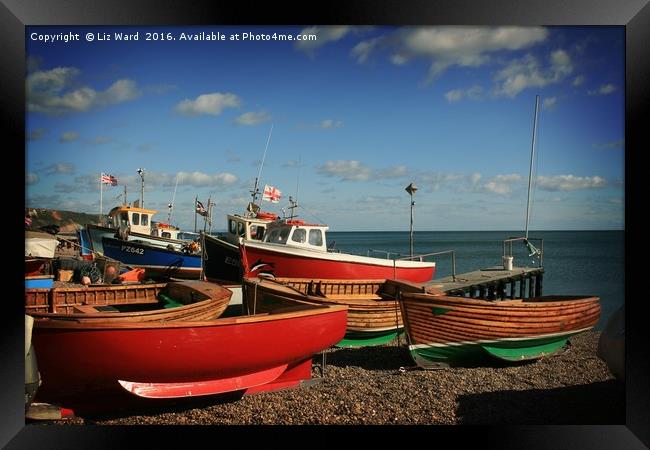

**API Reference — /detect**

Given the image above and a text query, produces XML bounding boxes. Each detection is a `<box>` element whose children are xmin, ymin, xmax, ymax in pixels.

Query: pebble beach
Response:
<box><xmin>37</xmin><ymin>331</ymin><xmax>623</xmax><ymax>426</ymax></box>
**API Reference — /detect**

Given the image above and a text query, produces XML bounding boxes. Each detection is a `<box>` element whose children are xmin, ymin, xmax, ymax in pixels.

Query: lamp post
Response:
<box><xmin>137</xmin><ymin>168</ymin><xmax>145</xmax><ymax>208</ymax></box>
<box><xmin>405</xmin><ymin>182</ymin><xmax>418</xmax><ymax>258</ymax></box>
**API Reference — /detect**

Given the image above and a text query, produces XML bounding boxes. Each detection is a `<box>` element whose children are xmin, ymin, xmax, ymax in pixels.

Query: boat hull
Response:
<box><xmin>32</xmin><ymin>304</ymin><xmax>347</xmax><ymax>402</ymax></box>
<box><xmin>86</xmin><ymin>224</ymin><xmax>186</xmax><ymax>254</ymax></box>
<box><xmin>400</xmin><ymin>293</ymin><xmax>600</xmax><ymax>367</ymax></box>
<box><xmin>242</xmin><ymin>242</ymin><xmax>435</xmax><ymax>283</ymax></box>
<box><xmin>102</xmin><ymin>236</ymin><xmax>201</xmax><ymax>279</ymax></box>
<box><xmin>202</xmin><ymin>234</ymin><xmax>243</xmax><ymax>283</ymax></box>
<box><xmin>243</xmin><ymin>277</ymin><xmax>421</xmax><ymax>347</ymax></box>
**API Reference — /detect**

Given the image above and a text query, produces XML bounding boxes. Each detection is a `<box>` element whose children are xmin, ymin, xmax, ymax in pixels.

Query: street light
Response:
<box><xmin>405</xmin><ymin>182</ymin><xmax>418</xmax><ymax>257</ymax></box>
<box><xmin>137</xmin><ymin>168</ymin><xmax>145</xmax><ymax>208</ymax></box>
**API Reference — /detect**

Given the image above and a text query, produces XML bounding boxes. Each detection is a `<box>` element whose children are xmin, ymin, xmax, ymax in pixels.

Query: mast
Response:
<box><xmin>168</xmin><ymin>174</ymin><xmax>179</xmax><ymax>223</ymax></box>
<box><xmin>524</xmin><ymin>95</ymin><xmax>540</xmax><ymax>240</ymax></box>
<box><xmin>248</xmin><ymin>124</ymin><xmax>274</xmax><ymax>215</ymax></box>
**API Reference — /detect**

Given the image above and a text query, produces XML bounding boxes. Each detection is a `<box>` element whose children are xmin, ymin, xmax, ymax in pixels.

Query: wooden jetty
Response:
<box><xmin>424</xmin><ymin>266</ymin><xmax>544</xmax><ymax>300</ymax></box>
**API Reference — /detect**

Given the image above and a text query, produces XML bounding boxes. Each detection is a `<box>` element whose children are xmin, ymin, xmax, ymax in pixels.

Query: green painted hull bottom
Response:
<box><xmin>411</xmin><ymin>332</ymin><xmax>584</xmax><ymax>367</ymax></box>
<box><xmin>336</xmin><ymin>329</ymin><xmax>404</xmax><ymax>348</ymax></box>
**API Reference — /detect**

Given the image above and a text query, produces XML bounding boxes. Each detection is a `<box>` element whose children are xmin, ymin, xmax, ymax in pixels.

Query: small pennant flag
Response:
<box><xmin>25</xmin><ymin>216</ymin><xmax>32</xmax><ymax>226</ymax></box>
<box><xmin>196</xmin><ymin>200</ymin><xmax>208</xmax><ymax>217</ymax></box>
<box><xmin>262</xmin><ymin>185</ymin><xmax>282</xmax><ymax>203</ymax></box>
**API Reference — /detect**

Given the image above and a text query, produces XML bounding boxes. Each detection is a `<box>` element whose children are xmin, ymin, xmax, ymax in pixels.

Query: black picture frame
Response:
<box><xmin>4</xmin><ymin>0</ymin><xmax>647</xmax><ymax>447</ymax></box>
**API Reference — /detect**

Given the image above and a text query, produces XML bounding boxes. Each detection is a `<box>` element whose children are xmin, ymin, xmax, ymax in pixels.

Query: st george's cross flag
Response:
<box><xmin>262</xmin><ymin>185</ymin><xmax>281</xmax><ymax>203</ymax></box>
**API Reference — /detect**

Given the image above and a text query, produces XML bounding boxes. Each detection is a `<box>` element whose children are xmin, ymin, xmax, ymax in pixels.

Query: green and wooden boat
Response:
<box><xmin>400</xmin><ymin>290</ymin><xmax>600</xmax><ymax>368</ymax></box>
<box><xmin>242</xmin><ymin>277</ymin><xmax>423</xmax><ymax>347</ymax></box>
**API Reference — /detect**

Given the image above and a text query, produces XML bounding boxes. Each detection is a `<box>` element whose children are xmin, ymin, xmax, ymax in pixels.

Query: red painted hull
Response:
<box><xmin>243</xmin><ymin>245</ymin><xmax>436</xmax><ymax>283</ymax></box>
<box><xmin>32</xmin><ymin>306</ymin><xmax>347</xmax><ymax>402</ymax></box>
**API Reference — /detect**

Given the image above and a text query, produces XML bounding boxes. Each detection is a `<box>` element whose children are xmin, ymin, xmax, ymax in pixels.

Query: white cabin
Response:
<box><xmin>262</xmin><ymin>219</ymin><xmax>329</xmax><ymax>252</ymax></box>
<box><xmin>224</xmin><ymin>214</ymin><xmax>272</xmax><ymax>245</ymax></box>
<box><xmin>107</xmin><ymin>205</ymin><xmax>157</xmax><ymax>236</ymax></box>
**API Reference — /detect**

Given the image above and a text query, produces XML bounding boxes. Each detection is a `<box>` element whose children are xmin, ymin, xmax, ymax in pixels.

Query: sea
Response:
<box><xmin>326</xmin><ymin>230</ymin><xmax>624</xmax><ymax>331</ymax></box>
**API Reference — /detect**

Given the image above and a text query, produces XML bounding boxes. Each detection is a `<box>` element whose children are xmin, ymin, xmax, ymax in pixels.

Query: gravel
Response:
<box><xmin>36</xmin><ymin>331</ymin><xmax>623</xmax><ymax>425</ymax></box>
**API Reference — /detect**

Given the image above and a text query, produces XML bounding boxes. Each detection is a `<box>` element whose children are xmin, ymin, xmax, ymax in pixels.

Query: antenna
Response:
<box><xmin>168</xmin><ymin>173</ymin><xmax>179</xmax><ymax>223</ymax></box>
<box><xmin>249</xmin><ymin>124</ymin><xmax>274</xmax><ymax>213</ymax></box>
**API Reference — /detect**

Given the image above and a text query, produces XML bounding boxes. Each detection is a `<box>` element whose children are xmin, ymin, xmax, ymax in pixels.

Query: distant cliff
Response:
<box><xmin>25</xmin><ymin>208</ymin><xmax>101</xmax><ymax>233</ymax></box>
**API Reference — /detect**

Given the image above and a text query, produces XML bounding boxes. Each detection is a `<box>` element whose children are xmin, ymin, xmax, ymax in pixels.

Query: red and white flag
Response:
<box><xmin>262</xmin><ymin>185</ymin><xmax>281</xmax><ymax>203</ymax></box>
<box><xmin>101</xmin><ymin>173</ymin><xmax>118</xmax><ymax>186</ymax></box>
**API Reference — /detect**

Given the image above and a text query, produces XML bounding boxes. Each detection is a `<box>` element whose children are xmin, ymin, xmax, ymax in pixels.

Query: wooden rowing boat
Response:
<box><xmin>242</xmin><ymin>277</ymin><xmax>424</xmax><ymax>347</ymax></box>
<box><xmin>31</xmin><ymin>295</ymin><xmax>347</xmax><ymax>405</ymax></box>
<box><xmin>400</xmin><ymin>290</ymin><xmax>600</xmax><ymax>367</ymax></box>
<box><xmin>28</xmin><ymin>280</ymin><xmax>232</xmax><ymax>323</ymax></box>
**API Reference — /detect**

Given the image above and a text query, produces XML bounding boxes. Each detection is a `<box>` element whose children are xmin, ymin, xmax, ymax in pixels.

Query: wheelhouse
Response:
<box><xmin>107</xmin><ymin>205</ymin><xmax>157</xmax><ymax>236</ymax></box>
<box><xmin>262</xmin><ymin>220</ymin><xmax>329</xmax><ymax>252</ymax></box>
<box><xmin>224</xmin><ymin>214</ymin><xmax>272</xmax><ymax>245</ymax></box>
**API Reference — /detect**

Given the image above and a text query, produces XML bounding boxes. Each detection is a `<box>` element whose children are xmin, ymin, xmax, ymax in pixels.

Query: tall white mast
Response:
<box><xmin>249</xmin><ymin>124</ymin><xmax>274</xmax><ymax>213</ymax></box>
<box><xmin>524</xmin><ymin>95</ymin><xmax>540</xmax><ymax>240</ymax></box>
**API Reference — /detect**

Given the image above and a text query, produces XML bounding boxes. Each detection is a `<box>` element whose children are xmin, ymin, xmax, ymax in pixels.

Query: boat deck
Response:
<box><xmin>424</xmin><ymin>266</ymin><xmax>544</xmax><ymax>299</ymax></box>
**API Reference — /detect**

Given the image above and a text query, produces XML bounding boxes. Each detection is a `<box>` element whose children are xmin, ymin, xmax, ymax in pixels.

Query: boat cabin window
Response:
<box><xmin>266</xmin><ymin>227</ymin><xmax>291</xmax><ymax>244</ymax></box>
<box><xmin>132</xmin><ymin>213</ymin><xmax>140</xmax><ymax>226</ymax></box>
<box><xmin>309</xmin><ymin>229</ymin><xmax>323</xmax><ymax>246</ymax></box>
<box><xmin>229</xmin><ymin>219</ymin><xmax>237</xmax><ymax>235</ymax></box>
<box><xmin>250</xmin><ymin>224</ymin><xmax>265</xmax><ymax>241</ymax></box>
<box><xmin>238</xmin><ymin>222</ymin><xmax>245</xmax><ymax>236</ymax></box>
<box><xmin>141</xmin><ymin>214</ymin><xmax>149</xmax><ymax>226</ymax></box>
<box><xmin>162</xmin><ymin>232</ymin><xmax>172</xmax><ymax>239</ymax></box>
<box><xmin>291</xmin><ymin>228</ymin><xmax>307</xmax><ymax>244</ymax></box>
<box><xmin>119</xmin><ymin>212</ymin><xmax>129</xmax><ymax>227</ymax></box>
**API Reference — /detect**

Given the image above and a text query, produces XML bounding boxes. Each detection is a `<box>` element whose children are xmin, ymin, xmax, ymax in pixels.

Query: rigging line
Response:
<box><xmin>254</xmin><ymin>124</ymin><xmax>274</xmax><ymax>199</ymax></box>
<box><xmin>296</xmin><ymin>204</ymin><xmax>326</xmax><ymax>226</ymax></box>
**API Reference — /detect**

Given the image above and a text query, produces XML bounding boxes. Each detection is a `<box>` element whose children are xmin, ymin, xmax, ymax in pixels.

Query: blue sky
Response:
<box><xmin>25</xmin><ymin>26</ymin><xmax>624</xmax><ymax>231</ymax></box>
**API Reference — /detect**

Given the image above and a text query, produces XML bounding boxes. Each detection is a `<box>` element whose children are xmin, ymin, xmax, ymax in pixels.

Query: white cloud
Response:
<box><xmin>27</xmin><ymin>67</ymin><xmax>141</xmax><ymax>114</ymax></box>
<box><xmin>175</xmin><ymin>92</ymin><xmax>240</xmax><ymax>116</ymax></box>
<box><xmin>445</xmin><ymin>89</ymin><xmax>464</xmax><ymax>103</ymax></box>
<box><xmin>353</xmin><ymin>26</ymin><xmax>548</xmax><ymax>80</ymax></box>
<box><xmin>482</xmin><ymin>174</ymin><xmax>522</xmax><ymax>195</ymax></box>
<box><xmin>543</xmin><ymin>96</ymin><xmax>557</xmax><ymax>109</ymax></box>
<box><xmin>588</xmin><ymin>84</ymin><xmax>617</xmax><ymax>96</ymax></box>
<box><xmin>320</xmin><ymin>119</ymin><xmax>343</xmax><ymax>129</ymax></box>
<box><xmin>377</xmin><ymin>165</ymin><xmax>409</xmax><ymax>178</ymax></box>
<box><xmin>235</xmin><ymin>111</ymin><xmax>271</xmax><ymax>126</ymax></box>
<box><xmin>445</xmin><ymin>85</ymin><xmax>484</xmax><ymax>102</ymax></box>
<box><xmin>59</xmin><ymin>131</ymin><xmax>79</xmax><ymax>143</ymax></box>
<box><xmin>351</xmin><ymin>38</ymin><xmax>381</xmax><ymax>63</ymax></box>
<box><xmin>45</xmin><ymin>163</ymin><xmax>75</xmax><ymax>175</ymax></box>
<box><xmin>26</xmin><ymin>172</ymin><xmax>39</xmax><ymax>184</ymax></box>
<box><xmin>317</xmin><ymin>160</ymin><xmax>373</xmax><ymax>181</ymax></box>
<box><xmin>419</xmin><ymin>172</ymin><xmax>465</xmax><ymax>191</ymax></box>
<box><xmin>537</xmin><ymin>175</ymin><xmax>606</xmax><ymax>191</ymax></box>
<box><xmin>27</xmin><ymin>128</ymin><xmax>47</xmax><ymax>141</ymax></box>
<box><xmin>295</xmin><ymin>26</ymin><xmax>352</xmax><ymax>53</ymax></box>
<box><xmin>494</xmin><ymin>50</ymin><xmax>573</xmax><ymax>97</ymax></box>
<box><xmin>176</xmin><ymin>171</ymin><xmax>239</xmax><ymax>187</ymax></box>
<box><xmin>593</xmin><ymin>139</ymin><xmax>624</xmax><ymax>150</ymax></box>
<box><xmin>572</xmin><ymin>75</ymin><xmax>585</xmax><ymax>86</ymax></box>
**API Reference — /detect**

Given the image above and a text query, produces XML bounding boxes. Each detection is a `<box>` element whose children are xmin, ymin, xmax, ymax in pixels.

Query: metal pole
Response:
<box><xmin>194</xmin><ymin>196</ymin><xmax>198</xmax><ymax>233</ymax></box>
<box><xmin>99</xmin><ymin>172</ymin><xmax>102</xmax><ymax>224</ymax></box>
<box><xmin>525</xmin><ymin>95</ymin><xmax>540</xmax><ymax>239</ymax></box>
<box><xmin>409</xmin><ymin>194</ymin><xmax>414</xmax><ymax>257</ymax></box>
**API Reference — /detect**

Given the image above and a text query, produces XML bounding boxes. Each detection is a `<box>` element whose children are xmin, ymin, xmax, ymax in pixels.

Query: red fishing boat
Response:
<box><xmin>31</xmin><ymin>294</ymin><xmax>347</xmax><ymax>404</ymax></box>
<box><xmin>240</xmin><ymin>217</ymin><xmax>436</xmax><ymax>283</ymax></box>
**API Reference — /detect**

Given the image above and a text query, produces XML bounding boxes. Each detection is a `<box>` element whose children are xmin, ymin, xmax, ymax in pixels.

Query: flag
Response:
<box><xmin>262</xmin><ymin>185</ymin><xmax>281</xmax><ymax>203</ymax></box>
<box><xmin>25</xmin><ymin>216</ymin><xmax>32</xmax><ymax>226</ymax></box>
<box><xmin>101</xmin><ymin>172</ymin><xmax>117</xmax><ymax>185</ymax></box>
<box><xmin>196</xmin><ymin>200</ymin><xmax>208</xmax><ymax>217</ymax></box>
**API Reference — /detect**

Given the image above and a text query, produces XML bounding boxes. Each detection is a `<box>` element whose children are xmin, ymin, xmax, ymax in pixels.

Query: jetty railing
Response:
<box><xmin>397</xmin><ymin>250</ymin><xmax>457</xmax><ymax>281</ymax></box>
<box><xmin>503</xmin><ymin>237</ymin><xmax>544</xmax><ymax>268</ymax></box>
